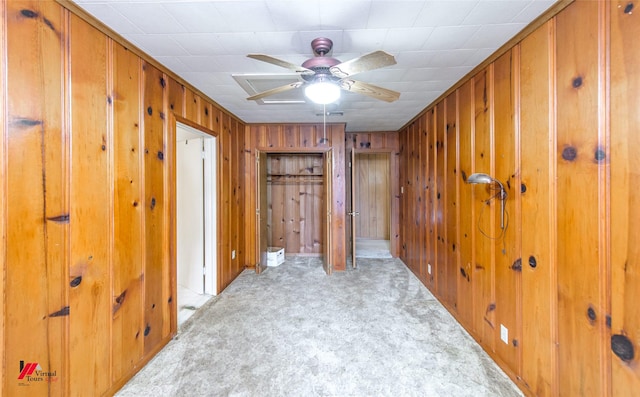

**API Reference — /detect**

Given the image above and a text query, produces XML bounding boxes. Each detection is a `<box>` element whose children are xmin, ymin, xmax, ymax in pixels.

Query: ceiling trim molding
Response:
<box><xmin>55</xmin><ymin>0</ymin><xmax>245</xmax><ymax>126</ymax></box>
<box><xmin>399</xmin><ymin>0</ymin><xmax>574</xmax><ymax>133</ymax></box>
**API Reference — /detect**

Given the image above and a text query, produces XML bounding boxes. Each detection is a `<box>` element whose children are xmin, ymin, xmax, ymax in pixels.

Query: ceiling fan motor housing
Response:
<box><xmin>310</xmin><ymin>37</ymin><xmax>333</xmax><ymax>56</ymax></box>
<box><xmin>302</xmin><ymin>38</ymin><xmax>342</xmax><ymax>83</ymax></box>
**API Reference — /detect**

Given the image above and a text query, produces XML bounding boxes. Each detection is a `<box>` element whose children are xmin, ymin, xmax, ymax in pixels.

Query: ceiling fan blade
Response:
<box><xmin>329</xmin><ymin>51</ymin><xmax>396</xmax><ymax>78</ymax></box>
<box><xmin>247</xmin><ymin>54</ymin><xmax>314</xmax><ymax>75</ymax></box>
<box><xmin>340</xmin><ymin>79</ymin><xmax>400</xmax><ymax>103</ymax></box>
<box><xmin>247</xmin><ymin>82</ymin><xmax>304</xmax><ymax>101</ymax></box>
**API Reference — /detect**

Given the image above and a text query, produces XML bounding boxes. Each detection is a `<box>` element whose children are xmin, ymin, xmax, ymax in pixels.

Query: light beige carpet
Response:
<box><xmin>116</xmin><ymin>257</ymin><xmax>522</xmax><ymax>397</ymax></box>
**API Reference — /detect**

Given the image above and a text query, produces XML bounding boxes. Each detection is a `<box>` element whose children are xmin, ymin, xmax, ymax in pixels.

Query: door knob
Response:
<box><xmin>348</xmin><ymin>211</ymin><xmax>360</xmax><ymax>216</ymax></box>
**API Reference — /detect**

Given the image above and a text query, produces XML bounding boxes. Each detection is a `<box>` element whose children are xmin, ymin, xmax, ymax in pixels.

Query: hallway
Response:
<box><xmin>116</xmin><ymin>257</ymin><xmax>521</xmax><ymax>397</ymax></box>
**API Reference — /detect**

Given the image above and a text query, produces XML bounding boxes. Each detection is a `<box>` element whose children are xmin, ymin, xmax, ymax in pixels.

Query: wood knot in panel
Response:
<box><xmin>20</xmin><ymin>9</ymin><xmax>38</xmax><ymax>18</ymax></box>
<box><xmin>460</xmin><ymin>267</ymin><xmax>469</xmax><ymax>281</ymax></box>
<box><xmin>611</xmin><ymin>334</ymin><xmax>635</xmax><ymax>362</ymax></box>
<box><xmin>587</xmin><ymin>306</ymin><xmax>597</xmax><ymax>323</ymax></box>
<box><xmin>528</xmin><ymin>255</ymin><xmax>537</xmax><ymax>268</ymax></box>
<box><xmin>49</xmin><ymin>306</ymin><xmax>70</xmax><ymax>317</ymax></box>
<box><xmin>511</xmin><ymin>258</ymin><xmax>522</xmax><ymax>272</ymax></box>
<box><xmin>70</xmin><ymin>276</ymin><xmax>82</xmax><ymax>288</ymax></box>
<box><xmin>624</xmin><ymin>2</ymin><xmax>634</xmax><ymax>14</ymax></box>
<box><xmin>113</xmin><ymin>290</ymin><xmax>127</xmax><ymax>314</ymax></box>
<box><xmin>144</xmin><ymin>324</ymin><xmax>151</xmax><ymax>337</ymax></box>
<box><xmin>12</xmin><ymin>117</ymin><xmax>42</xmax><ymax>128</ymax></box>
<box><xmin>147</xmin><ymin>106</ymin><xmax>153</xmax><ymax>116</ymax></box>
<box><xmin>572</xmin><ymin>76</ymin><xmax>583</xmax><ymax>88</ymax></box>
<box><xmin>562</xmin><ymin>146</ymin><xmax>577</xmax><ymax>161</ymax></box>
<box><xmin>47</xmin><ymin>214</ymin><xmax>70</xmax><ymax>223</ymax></box>
<box><xmin>594</xmin><ymin>147</ymin><xmax>606</xmax><ymax>163</ymax></box>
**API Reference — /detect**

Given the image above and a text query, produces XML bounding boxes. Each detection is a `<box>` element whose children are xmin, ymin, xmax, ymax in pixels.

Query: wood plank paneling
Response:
<box><xmin>426</xmin><ymin>110</ymin><xmax>436</xmax><ymax>288</ymax></box>
<box><xmin>3</xmin><ymin>2</ymin><xmax>246</xmax><ymax>395</ymax></box>
<box><xmin>492</xmin><ymin>50</ymin><xmax>520</xmax><ymax>374</ymax></box>
<box><xmin>444</xmin><ymin>93</ymin><xmax>458</xmax><ymax>309</ymax></box>
<box><xmin>232</xmin><ymin>118</ymin><xmax>242</xmax><ymax>272</ymax></box>
<box><xmin>472</xmin><ymin>68</ymin><xmax>495</xmax><ymax>348</ymax></box>
<box><xmin>184</xmin><ymin>88</ymin><xmax>200</xmax><ymax>124</ymax></box>
<box><xmin>167</xmin><ymin>79</ymin><xmax>185</xmax><ymax>119</ymax></box>
<box><xmin>520</xmin><ymin>20</ymin><xmax>556</xmax><ymax>397</ymax></box>
<box><xmin>408</xmin><ymin>124</ymin><xmax>417</xmax><ymax>276</ymax></box>
<box><xmin>435</xmin><ymin>103</ymin><xmax>445</xmax><ymax>295</ymax></box>
<box><xmin>111</xmin><ymin>42</ymin><xmax>144</xmax><ymax>383</ymax></box>
<box><xmin>555</xmin><ymin>2</ymin><xmax>606</xmax><ymax>396</ymax></box>
<box><xmin>219</xmin><ymin>113</ymin><xmax>232</xmax><ymax>286</ymax></box>
<box><xmin>4</xmin><ymin>2</ymin><xmax>68</xmax><ymax>395</ymax></box>
<box><xmin>0</xmin><ymin>3</ymin><xmax>5</xmax><ymax>391</ymax></box>
<box><xmin>417</xmin><ymin>118</ymin><xmax>427</xmax><ymax>280</ymax></box>
<box><xmin>68</xmin><ymin>14</ymin><xmax>111</xmax><ymax>395</ymax></box>
<box><xmin>397</xmin><ymin>2</ymin><xmax>638</xmax><ymax>396</ymax></box>
<box><xmin>610</xmin><ymin>0</ymin><xmax>640</xmax><ymax>394</ymax></box>
<box><xmin>330</xmin><ymin>125</ymin><xmax>346</xmax><ymax>270</ymax></box>
<box><xmin>457</xmin><ymin>80</ymin><xmax>474</xmax><ymax>329</ymax></box>
<box><xmin>142</xmin><ymin>62</ymin><xmax>168</xmax><ymax>354</ymax></box>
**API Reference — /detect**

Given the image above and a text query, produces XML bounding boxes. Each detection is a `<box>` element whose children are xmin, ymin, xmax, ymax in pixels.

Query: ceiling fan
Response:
<box><xmin>246</xmin><ymin>38</ymin><xmax>400</xmax><ymax>104</ymax></box>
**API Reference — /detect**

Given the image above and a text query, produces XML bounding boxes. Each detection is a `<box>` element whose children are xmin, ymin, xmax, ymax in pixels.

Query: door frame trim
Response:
<box><xmin>172</xmin><ymin>114</ymin><xmax>220</xmax><ymax>309</ymax></box>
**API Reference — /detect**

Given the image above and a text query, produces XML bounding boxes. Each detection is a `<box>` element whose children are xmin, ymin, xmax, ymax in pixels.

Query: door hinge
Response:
<box><xmin>201</xmin><ymin>151</ymin><xmax>206</xmax><ymax>159</ymax></box>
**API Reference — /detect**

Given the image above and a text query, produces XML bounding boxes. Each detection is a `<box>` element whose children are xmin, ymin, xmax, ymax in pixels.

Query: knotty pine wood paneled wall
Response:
<box><xmin>243</xmin><ymin>124</ymin><xmax>346</xmax><ymax>271</ymax></box>
<box><xmin>398</xmin><ymin>1</ymin><xmax>639</xmax><ymax>396</ymax></box>
<box><xmin>345</xmin><ymin>132</ymin><xmax>400</xmax><ymax>257</ymax></box>
<box><xmin>267</xmin><ymin>153</ymin><xmax>325</xmax><ymax>254</ymax></box>
<box><xmin>1</xmin><ymin>1</ymin><xmax>245</xmax><ymax>395</ymax></box>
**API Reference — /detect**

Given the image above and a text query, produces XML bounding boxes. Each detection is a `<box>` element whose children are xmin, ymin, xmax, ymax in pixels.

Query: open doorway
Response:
<box><xmin>255</xmin><ymin>150</ymin><xmax>333</xmax><ymax>274</ymax></box>
<box><xmin>352</xmin><ymin>152</ymin><xmax>392</xmax><ymax>260</ymax></box>
<box><xmin>176</xmin><ymin>122</ymin><xmax>217</xmax><ymax>326</ymax></box>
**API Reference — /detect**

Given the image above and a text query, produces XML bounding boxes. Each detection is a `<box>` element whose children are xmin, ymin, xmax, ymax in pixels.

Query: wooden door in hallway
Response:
<box><xmin>349</xmin><ymin>149</ymin><xmax>358</xmax><ymax>268</ymax></box>
<box><xmin>256</xmin><ymin>150</ymin><xmax>268</xmax><ymax>273</ymax></box>
<box><xmin>323</xmin><ymin>150</ymin><xmax>333</xmax><ymax>275</ymax></box>
<box><xmin>354</xmin><ymin>152</ymin><xmax>391</xmax><ymax>240</ymax></box>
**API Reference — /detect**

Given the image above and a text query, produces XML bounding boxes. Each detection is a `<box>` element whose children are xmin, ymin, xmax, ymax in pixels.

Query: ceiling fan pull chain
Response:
<box><xmin>323</xmin><ymin>103</ymin><xmax>327</xmax><ymax>142</ymax></box>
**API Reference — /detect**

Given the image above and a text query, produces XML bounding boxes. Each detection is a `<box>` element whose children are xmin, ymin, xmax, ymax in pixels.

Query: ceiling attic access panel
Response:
<box><xmin>266</xmin><ymin>153</ymin><xmax>325</xmax><ymax>256</ymax></box>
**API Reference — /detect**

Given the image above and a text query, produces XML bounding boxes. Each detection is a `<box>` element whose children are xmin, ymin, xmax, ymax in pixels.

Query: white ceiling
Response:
<box><xmin>72</xmin><ymin>0</ymin><xmax>557</xmax><ymax>132</ymax></box>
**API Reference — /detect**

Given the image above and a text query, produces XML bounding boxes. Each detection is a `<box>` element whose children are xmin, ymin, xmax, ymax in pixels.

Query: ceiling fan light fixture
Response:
<box><xmin>304</xmin><ymin>81</ymin><xmax>341</xmax><ymax>104</ymax></box>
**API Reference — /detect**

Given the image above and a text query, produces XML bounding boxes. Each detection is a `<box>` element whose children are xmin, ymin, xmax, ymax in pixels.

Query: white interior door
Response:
<box><xmin>177</xmin><ymin>123</ymin><xmax>217</xmax><ymax>295</ymax></box>
<box><xmin>177</xmin><ymin>136</ymin><xmax>205</xmax><ymax>293</ymax></box>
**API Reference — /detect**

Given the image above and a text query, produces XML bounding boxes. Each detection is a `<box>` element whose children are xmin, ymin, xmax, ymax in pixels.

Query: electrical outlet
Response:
<box><xmin>232</xmin><ymin>250</ymin><xmax>236</xmax><ymax>260</ymax></box>
<box><xmin>427</xmin><ymin>263</ymin><xmax>432</xmax><ymax>274</ymax></box>
<box><xmin>500</xmin><ymin>324</ymin><xmax>509</xmax><ymax>344</ymax></box>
